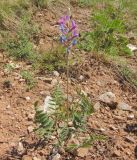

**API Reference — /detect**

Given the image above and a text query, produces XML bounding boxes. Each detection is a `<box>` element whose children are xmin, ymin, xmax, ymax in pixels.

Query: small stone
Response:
<box><xmin>53</xmin><ymin>71</ymin><xmax>60</xmax><ymax>77</ymax></box>
<box><xmin>33</xmin><ymin>157</ymin><xmax>41</xmax><ymax>160</ymax></box>
<box><xmin>99</xmin><ymin>92</ymin><xmax>116</xmax><ymax>106</ymax></box>
<box><xmin>51</xmin><ymin>79</ymin><xmax>58</xmax><ymax>86</ymax></box>
<box><xmin>127</xmin><ymin>44</ymin><xmax>137</xmax><ymax>52</ymax></box>
<box><xmin>93</xmin><ymin>102</ymin><xmax>101</xmax><ymax>111</ymax></box>
<box><xmin>79</xmin><ymin>75</ymin><xmax>84</xmax><ymax>81</ymax></box>
<box><xmin>19</xmin><ymin>79</ymin><xmax>25</xmax><ymax>82</ymax></box>
<box><xmin>51</xmin><ymin>136</ymin><xmax>56</xmax><ymax>140</ymax></box>
<box><xmin>117</xmin><ymin>102</ymin><xmax>132</xmax><ymax>111</ymax></box>
<box><xmin>113</xmin><ymin>149</ymin><xmax>121</xmax><ymax>157</ymax></box>
<box><xmin>17</xmin><ymin>142</ymin><xmax>24</xmax><ymax>153</ymax></box>
<box><xmin>127</xmin><ymin>114</ymin><xmax>134</xmax><ymax>120</ymax></box>
<box><xmin>6</xmin><ymin>105</ymin><xmax>11</xmax><ymax>109</ymax></box>
<box><xmin>68</xmin><ymin>121</ymin><xmax>73</xmax><ymax>127</ymax></box>
<box><xmin>52</xmin><ymin>153</ymin><xmax>61</xmax><ymax>160</ymax></box>
<box><xmin>100</xmin><ymin>128</ymin><xmax>106</xmax><ymax>132</ymax></box>
<box><xmin>27</xmin><ymin>126</ymin><xmax>34</xmax><ymax>133</ymax></box>
<box><xmin>22</xmin><ymin>155</ymin><xmax>32</xmax><ymax>160</ymax></box>
<box><xmin>77</xmin><ymin>148</ymin><xmax>89</xmax><ymax>157</ymax></box>
<box><xmin>26</xmin><ymin>96</ymin><xmax>30</xmax><ymax>101</ymax></box>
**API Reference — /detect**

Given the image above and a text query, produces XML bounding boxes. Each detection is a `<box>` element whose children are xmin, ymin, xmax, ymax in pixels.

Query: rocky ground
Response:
<box><xmin>0</xmin><ymin>3</ymin><xmax>137</xmax><ymax>160</ymax></box>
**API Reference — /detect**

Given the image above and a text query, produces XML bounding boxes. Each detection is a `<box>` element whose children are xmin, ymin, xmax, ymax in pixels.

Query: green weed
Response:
<box><xmin>5</xmin><ymin>33</ymin><xmax>34</xmax><ymax>60</ymax></box>
<box><xmin>2</xmin><ymin>12</ymin><xmax>38</xmax><ymax>61</ymax></box>
<box><xmin>77</xmin><ymin>0</ymin><xmax>93</xmax><ymax>7</ymax></box>
<box><xmin>37</xmin><ymin>46</ymin><xmax>66</xmax><ymax>72</ymax></box>
<box><xmin>0</xmin><ymin>0</ymin><xmax>31</xmax><ymax>30</ymax></box>
<box><xmin>77</xmin><ymin>0</ymin><xmax>114</xmax><ymax>8</ymax></box>
<box><xmin>34</xmin><ymin>0</ymin><xmax>51</xmax><ymax>8</ymax></box>
<box><xmin>119</xmin><ymin>0</ymin><xmax>137</xmax><ymax>34</ymax></box>
<box><xmin>119</xmin><ymin>66</ymin><xmax>137</xmax><ymax>88</ymax></box>
<box><xmin>20</xmin><ymin>70</ymin><xmax>36</xmax><ymax>89</ymax></box>
<box><xmin>78</xmin><ymin>3</ymin><xmax>132</xmax><ymax>56</ymax></box>
<box><xmin>4</xmin><ymin>63</ymin><xmax>16</xmax><ymax>73</ymax></box>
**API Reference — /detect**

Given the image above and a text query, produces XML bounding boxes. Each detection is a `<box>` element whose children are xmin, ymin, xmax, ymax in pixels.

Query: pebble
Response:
<box><xmin>22</xmin><ymin>155</ymin><xmax>32</xmax><ymax>160</ymax></box>
<box><xmin>113</xmin><ymin>149</ymin><xmax>121</xmax><ymax>157</ymax></box>
<box><xmin>52</xmin><ymin>153</ymin><xmax>61</xmax><ymax>160</ymax></box>
<box><xmin>26</xmin><ymin>96</ymin><xmax>31</xmax><ymax>101</ymax></box>
<box><xmin>127</xmin><ymin>44</ymin><xmax>137</xmax><ymax>52</ymax></box>
<box><xmin>19</xmin><ymin>79</ymin><xmax>25</xmax><ymax>82</ymax></box>
<box><xmin>117</xmin><ymin>102</ymin><xmax>132</xmax><ymax>111</ymax></box>
<box><xmin>27</xmin><ymin>126</ymin><xmax>34</xmax><ymax>133</ymax></box>
<box><xmin>51</xmin><ymin>136</ymin><xmax>56</xmax><ymax>140</ymax></box>
<box><xmin>99</xmin><ymin>92</ymin><xmax>116</xmax><ymax>106</ymax></box>
<box><xmin>6</xmin><ymin>104</ymin><xmax>11</xmax><ymax>109</ymax></box>
<box><xmin>93</xmin><ymin>102</ymin><xmax>101</xmax><ymax>111</ymax></box>
<box><xmin>127</xmin><ymin>114</ymin><xmax>134</xmax><ymax>120</ymax></box>
<box><xmin>79</xmin><ymin>75</ymin><xmax>84</xmax><ymax>81</ymax></box>
<box><xmin>53</xmin><ymin>71</ymin><xmax>60</xmax><ymax>77</ymax></box>
<box><xmin>100</xmin><ymin>128</ymin><xmax>106</xmax><ymax>132</ymax></box>
<box><xmin>68</xmin><ymin>121</ymin><xmax>73</xmax><ymax>127</ymax></box>
<box><xmin>51</xmin><ymin>79</ymin><xmax>58</xmax><ymax>86</ymax></box>
<box><xmin>77</xmin><ymin>148</ymin><xmax>89</xmax><ymax>158</ymax></box>
<box><xmin>17</xmin><ymin>142</ymin><xmax>24</xmax><ymax>153</ymax></box>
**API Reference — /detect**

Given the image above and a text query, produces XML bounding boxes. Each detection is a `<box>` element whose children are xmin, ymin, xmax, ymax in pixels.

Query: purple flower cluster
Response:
<box><xmin>58</xmin><ymin>15</ymin><xmax>79</xmax><ymax>53</ymax></box>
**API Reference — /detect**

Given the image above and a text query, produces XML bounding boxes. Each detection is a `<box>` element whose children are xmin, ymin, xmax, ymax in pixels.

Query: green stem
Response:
<box><xmin>66</xmin><ymin>51</ymin><xmax>69</xmax><ymax>120</ymax></box>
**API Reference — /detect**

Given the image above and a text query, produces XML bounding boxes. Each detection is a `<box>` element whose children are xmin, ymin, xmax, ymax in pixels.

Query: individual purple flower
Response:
<box><xmin>59</xmin><ymin>23</ymin><xmax>65</xmax><ymax>32</ymax></box>
<box><xmin>70</xmin><ymin>20</ymin><xmax>76</xmax><ymax>32</ymax></box>
<box><xmin>72</xmin><ymin>29</ymin><xmax>79</xmax><ymax>38</ymax></box>
<box><xmin>58</xmin><ymin>17</ymin><xmax>64</xmax><ymax>24</ymax></box>
<box><xmin>65</xmin><ymin>15</ymin><xmax>70</xmax><ymax>21</ymax></box>
<box><xmin>60</xmin><ymin>35</ymin><xmax>67</xmax><ymax>43</ymax></box>
<box><xmin>58</xmin><ymin>16</ymin><xmax>70</xmax><ymax>25</ymax></box>
<box><xmin>72</xmin><ymin>39</ymin><xmax>77</xmax><ymax>46</ymax></box>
